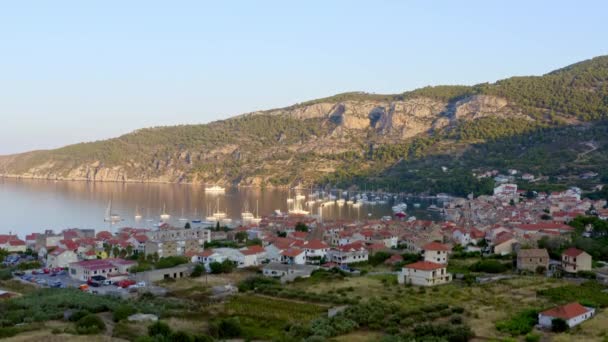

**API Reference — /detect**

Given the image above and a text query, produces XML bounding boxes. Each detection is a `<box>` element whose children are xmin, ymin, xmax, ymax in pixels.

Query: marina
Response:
<box><xmin>0</xmin><ymin>178</ymin><xmax>440</xmax><ymax>235</ymax></box>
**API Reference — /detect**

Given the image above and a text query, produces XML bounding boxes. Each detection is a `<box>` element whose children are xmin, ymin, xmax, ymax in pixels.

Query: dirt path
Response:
<box><xmin>575</xmin><ymin>141</ymin><xmax>598</xmax><ymax>162</ymax></box>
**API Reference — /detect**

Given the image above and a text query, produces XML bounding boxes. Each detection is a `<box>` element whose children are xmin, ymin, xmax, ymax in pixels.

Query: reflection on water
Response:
<box><xmin>0</xmin><ymin>178</ymin><xmax>437</xmax><ymax>236</ymax></box>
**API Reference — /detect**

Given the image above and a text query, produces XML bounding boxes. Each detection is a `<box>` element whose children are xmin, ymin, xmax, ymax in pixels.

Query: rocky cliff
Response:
<box><xmin>1</xmin><ymin>55</ymin><xmax>607</xmax><ymax>189</ymax></box>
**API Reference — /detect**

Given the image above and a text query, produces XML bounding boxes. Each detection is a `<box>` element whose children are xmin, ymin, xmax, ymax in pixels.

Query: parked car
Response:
<box><xmin>116</xmin><ymin>279</ymin><xmax>136</xmax><ymax>288</ymax></box>
<box><xmin>50</xmin><ymin>280</ymin><xmax>62</xmax><ymax>288</ymax></box>
<box><xmin>13</xmin><ymin>271</ymin><xmax>25</xmax><ymax>276</ymax></box>
<box><xmin>78</xmin><ymin>284</ymin><xmax>89</xmax><ymax>291</ymax></box>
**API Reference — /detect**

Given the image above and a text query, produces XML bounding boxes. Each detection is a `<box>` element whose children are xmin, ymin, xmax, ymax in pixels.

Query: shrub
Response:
<box><xmin>450</xmin><ymin>315</ymin><xmax>463</xmax><ymax>324</ymax></box>
<box><xmin>171</xmin><ymin>330</ymin><xmax>194</xmax><ymax>342</ymax></box>
<box><xmin>525</xmin><ymin>332</ymin><xmax>541</xmax><ymax>342</ymax></box>
<box><xmin>218</xmin><ymin>317</ymin><xmax>242</xmax><ymax>338</ymax></box>
<box><xmin>469</xmin><ymin>259</ymin><xmax>510</xmax><ymax>273</ymax></box>
<box><xmin>551</xmin><ymin>318</ymin><xmax>568</xmax><ymax>332</ymax></box>
<box><xmin>495</xmin><ymin>309</ymin><xmax>538</xmax><ymax>336</ymax></box>
<box><xmin>112</xmin><ymin>305</ymin><xmax>136</xmax><ymax>322</ymax></box>
<box><xmin>68</xmin><ymin>310</ymin><xmax>91</xmax><ymax>322</ymax></box>
<box><xmin>190</xmin><ymin>264</ymin><xmax>205</xmax><ymax>278</ymax></box>
<box><xmin>75</xmin><ymin>314</ymin><xmax>106</xmax><ymax>335</ymax></box>
<box><xmin>148</xmin><ymin>321</ymin><xmax>172</xmax><ymax>337</ymax></box>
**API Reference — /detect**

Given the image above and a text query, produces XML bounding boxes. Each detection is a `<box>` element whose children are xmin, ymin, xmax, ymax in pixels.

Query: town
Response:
<box><xmin>1</xmin><ymin>179</ymin><xmax>608</xmax><ymax>341</ymax></box>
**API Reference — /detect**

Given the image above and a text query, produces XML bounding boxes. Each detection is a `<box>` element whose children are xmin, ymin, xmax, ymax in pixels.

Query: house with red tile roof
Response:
<box><xmin>68</xmin><ymin>258</ymin><xmax>136</xmax><ymax>282</ymax></box>
<box><xmin>58</xmin><ymin>239</ymin><xmax>79</xmax><ymax>251</ymax></box>
<box><xmin>399</xmin><ymin>261</ymin><xmax>452</xmax><ymax>286</ymax></box>
<box><xmin>46</xmin><ymin>248</ymin><xmax>78</xmax><ymax>268</ymax></box>
<box><xmin>422</xmin><ymin>242</ymin><xmax>451</xmax><ymax>264</ymax></box>
<box><xmin>6</xmin><ymin>239</ymin><xmax>26</xmax><ymax>253</ymax></box>
<box><xmin>326</xmin><ymin>241</ymin><xmax>368</xmax><ymax>265</ymax></box>
<box><xmin>384</xmin><ymin>254</ymin><xmax>404</xmax><ymax>265</ymax></box>
<box><xmin>562</xmin><ymin>248</ymin><xmax>592</xmax><ymax>273</ymax></box>
<box><xmin>538</xmin><ymin>302</ymin><xmax>595</xmax><ymax>328</ymax></box>
<box><xmin>280</xmin><ymin>248</ymin><xmax>306</xmax><ymax>265</ymax></box>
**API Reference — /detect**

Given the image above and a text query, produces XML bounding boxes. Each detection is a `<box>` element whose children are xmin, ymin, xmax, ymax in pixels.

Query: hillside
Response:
<box><xmin>1</xmin><ymin>56</ymin><xmax>608</xmax><ymax>193</ymax></box>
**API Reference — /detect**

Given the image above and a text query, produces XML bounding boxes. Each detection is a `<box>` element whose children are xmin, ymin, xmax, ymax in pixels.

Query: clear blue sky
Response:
<box><xmin>1</xmin><ymin>1</ymin><xmax>606</xmax><ymax>154</ymax></box>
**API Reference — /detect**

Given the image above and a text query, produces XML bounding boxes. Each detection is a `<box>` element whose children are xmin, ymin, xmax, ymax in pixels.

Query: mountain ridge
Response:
<box><xmin>1</xmin><ymin>55</ymin><xmax>608</xmax><ymax>193</ymax></box>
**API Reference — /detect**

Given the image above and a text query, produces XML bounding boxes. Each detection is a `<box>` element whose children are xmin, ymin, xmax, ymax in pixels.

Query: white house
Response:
<box><xmin>422</xmin><ymin>242</ymin><xmax>451</xmax><ymax>264</ymax></box>
<box><xmin>538</xmin><ymin>302</ymin><xmax>595</xmax><ymax>328</ymax></box>
<box><xmin>262</xmin><ymin>262</ymin><xmax>318</xmax><ymax>282</ymax></box>
<box><xmin>399</xmin><ymin>261</ymin><xmax>452</xmax><ymax>287</ymax></box>
<box><xmin>326</xmin><ymin>241</ymin><xmax>369</xmax><ymax>265</ymax></box>
<box><xmin>280</xmin><ymin>248</ymin><xmax>306</xmax><ymax>265</ymax></box>
<box><xmin>298</xmin><ymin>239</ymin><xmax>330</xmax><ymax>264</ymax></box>
<box><xmin>46</xmin><ymin>248</ymin><xmax>79</xmax><ymax>268</ymax></box>
<box><xmin>213</xmin><ymin>248</ymin><xmax>258</xmax><ymax>268</ymax></box>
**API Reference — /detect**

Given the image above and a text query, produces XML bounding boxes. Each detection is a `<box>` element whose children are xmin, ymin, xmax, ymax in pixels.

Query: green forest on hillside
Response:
<box><xmin>2</xmin><ymin>56</ymin><xmax>608</xmax><ymax>194</ymax></box>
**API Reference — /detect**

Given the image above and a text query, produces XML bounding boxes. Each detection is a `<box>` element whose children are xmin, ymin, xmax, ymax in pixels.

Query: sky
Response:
<box><xmin>1</xmin><ymin>1</ymin><xmax>607</xmax><ymax>155</ymax></box>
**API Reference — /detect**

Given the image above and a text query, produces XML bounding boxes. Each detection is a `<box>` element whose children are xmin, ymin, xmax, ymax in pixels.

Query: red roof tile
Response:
<box><xmin>281</xmin><ymin>248</ymin><xmax>304</xmax><ymax>257</ymax></box>
<box><xmin>423</xmin><ymin>242</ymin><xmax>451</xmax><ymax>251</ymax></box>
<box><xmin>540</xmin><ymin>302</ymin><xmax>591</xmax><ymax>320</ymax></box>
<box><xmin>404</xmin><ymin>261</ymin><xmax>445</xmax><ymax>271</ymax></box>
<box><xmin>563</xmin><ymin>248</ymin><xmax>585</xmax><ymax>257</ymax></box>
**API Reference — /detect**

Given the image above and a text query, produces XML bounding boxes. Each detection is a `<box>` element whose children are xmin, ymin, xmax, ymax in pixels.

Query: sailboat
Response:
<box><xmin>145</xmin><ymin>208</ymin><xmax>154</xmax><ymax>222</ymax></box>
<box><xmin>206</xmin><ymin>198</ymin><xmax>227</xmax><ymax>222</ymax></box>
<box><xmin>336</xmin><ymin>191</ymin><xmax>345</xmax><ymax>206</ymax></box>
<box><xmin>241</xmin><ymin>201</ymin><xmax>254</xmax><ymax>221</ymax></box>
<box><xmin>288</xmin><ymin>198</ymin><xmax>309</xmax><ymax>215</ymax></box>
<box><xmin>134</xmin><ymin>205</ymin><xmax>142</xmax><ymax>221</ymax></box>
<box><xmin>191</xmin><ymin>208</ymin><xmax>202</xmax><ymax>224</ymax></box>
<box><xmin>104</xmin><ymin>200</ymin><xmax>122</xmax><ymax>223</ymax></box>
<box><xmin>178</xmin><ymin>208</ymin><xmax>188</xmax><ymax>222</ymax></box>
<box><xmin>250</xmin><ymin>200</ymin><xmax>262</xmax><ymax>224</ymax></box>
<box><xmin>160</xmin><ymin>203</ymin><xmax>171</xmax><ymax>220</ymax></box>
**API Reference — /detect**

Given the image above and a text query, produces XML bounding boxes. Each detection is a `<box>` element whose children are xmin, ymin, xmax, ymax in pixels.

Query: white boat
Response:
<box><xmin>207</xmin><ymin>198</ymin><xmax>227</xmax><ymax>221</ymax></box>
<box><xmin>205</xmin><ymin>185</ymin><xmax>225</xmax><ymax>193</ymax></box>
<box><xmin>178</xmin><ymin>208</ymin><xmax>188</xmax><ymax>222</ymax></box>
<box><xmin>392</xmin><ymin>203</ymin><xmax>408</xmax><ymax>212</ymax></box>
<box><xmin>352</xmin><ymin>201</ymin><xmax>362</xmax><ymax>208</ymax></box>
<box><xmin>336</xmin><ymin>199</ymin><xmax>345</xmax><ymax>206</ymax></box>
<box><xmin>289</xmin><ymin>200</ymin><xmax>309</xmax><ymax>215</ymax></box>
<box><xmin>346</xmin><ymin>200</ymin><xmax>354</xmax><ymax>205</ymax></box>
<box><xmin>104</xmin><ymin>200</ymin><xmax>122</xmax><ymax>223</ymax></box>
<box><xmin>250</xmin><ymin>200</ymin><xmax>262</xmax><ymax>224</ymax></box>
<box><xmin>242</xmin><ymin>202</ymin><xmax>254</xmax><ymax>221</ymax></box>
<box><xmin>295</xmin><ymin>194</ymin><xmax>306</xmax><ymax>201</ymax></box>
<box><xmin>191</xmin><ymin>208</ymin><xmax>202</xmax><ymax>223</ymax></box>
<box><xmin>413</xmin><ymin>203</ymin><xmax>421</xmax><ymax>208</ymax></box>
<box><xmin>286</xmin><ymin>198</ymin><xmax>294</xmax><ymax>204</ymax></box>
<box><xmin>306</xmin><ymin>200</ymin><xmax>316</xmax><ymax>207</ymax></box>
<box><xmin>427</xmin><ymin>204</ymin><xmax>440</xmax><ymax>211</ymax></box>
<box><xmin>160</xmin><ymin>204</ymin><xmax>170</xmax><ymax>220</ymax></box>
<box><xmin>134</xmin><ymin>205</ymin><xmax>142</xmax><ymax>221</ymax></box>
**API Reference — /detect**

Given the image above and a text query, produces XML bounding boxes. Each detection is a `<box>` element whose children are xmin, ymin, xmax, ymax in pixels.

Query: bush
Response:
<box><xmin>237</xmin><ymin>275</ymin><xmax>280</xmax><ymax>292</ymax></box>
<box><xmin>75</xmin><ymin>314</ymin><xmax>106</xmax><ymax>335</ymax></box>
<box><xmin>148</xmin><ymin>321</ymin><xmax>172</xmax><ymax>337</ymax></box>
<box><xmin>525</xmin><ymin>332</ymin><xmax>541</xmax><ymax>342</ymax></box>
<box><xmin>155</xmin><ymin>256</ymin><xmax>189</xmax><ymax>269</ymax></box>
<box><xmin>171</xmin><ymin>330</ymin><xmax>194</xmax><ymax>342</ymax></box>
<box><xmin>551</xmin><ymin>318</ymin><xmax>568</xmax><ymax>332</ymax></box>
<box><xmin>112</xmin><ymin>305</ymin><xmax>136</xmax><ymax>322</ymax></box>
<box><xmin>495</xmin><ymin>309</ymin><xmax>538</xmax><ymax>336</ymax></box>
<box><xmin>218</xmin><ymin>317</ymin><xmax>242</xmax><ymax>338</ymax></box>
<box><xmin>469</xmin><ymin>259</ymin><xmax>511</xmax><ymax>273</ymax></box>
<box><xmin>68</xmin><ymin>310</ymin><xmax>91</xmax><ymax>322</ymax></box>
<box><xmin>191</xmin><ymin>264</ymin><xmax>205</xmax><ymax>278</ymax></box>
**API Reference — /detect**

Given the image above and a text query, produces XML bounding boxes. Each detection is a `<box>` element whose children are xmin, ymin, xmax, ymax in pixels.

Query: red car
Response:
<box><xmin>116</xmin><ymin>280</ymin><xmax>136</xmax><ymax>288</ymax></box>
<box><xmin>43</xmin><ymin>268</ymin><xmax>50</xmax><ymax>274</ymax></box>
